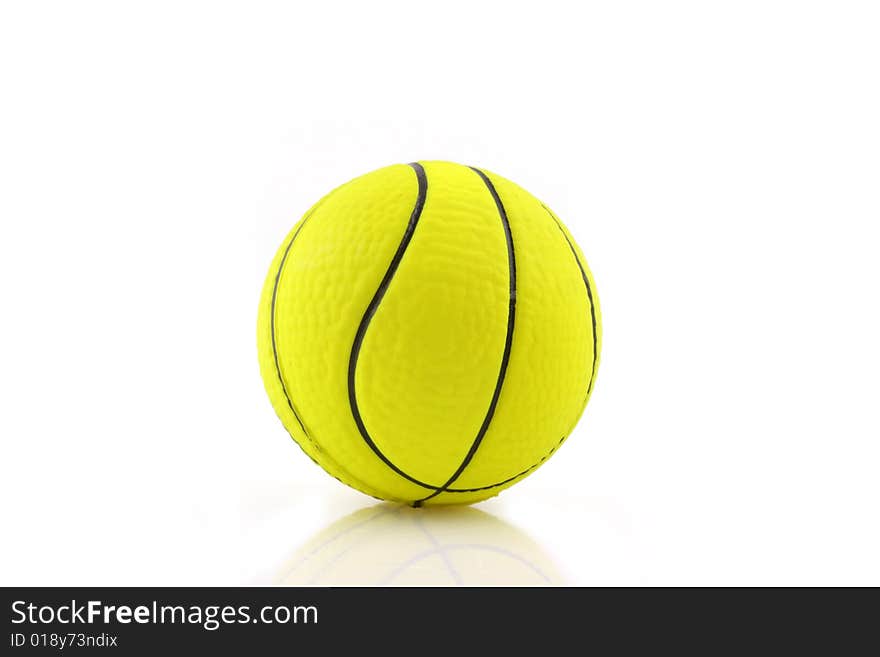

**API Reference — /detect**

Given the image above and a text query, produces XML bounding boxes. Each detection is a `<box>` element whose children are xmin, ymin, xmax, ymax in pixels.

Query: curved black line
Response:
<box><xmin>341</xmin><ymin>165</ymin><xmax>564</xmax><ymax>499</ymax></box>
<box><xmin>271</xmin><ymin>213</ymin><xmax>317</xmax><ymax>440</ymax></box>
<box><xmin>347</xmin><ymin>162</ymin><xmax>444</xmax><ymax>492</ymax></box>
<box><xmin>438</xmin><ymin>435</ymin><xmax>567</xmax><ymax>493</ymax></box>
<box><xmin>413</xmin><ymin>167</ymin><xmax>517</xmax><ymax>507</ymax></box>
<box><xmin>271</xmin><ymin>169</ymin><xmax>546</xmax><ymax>498</ymax></box>
<box><xmin>542</xmin><ymin>204</ymin><xmax>599</xmax><ymax>395</ymax></box>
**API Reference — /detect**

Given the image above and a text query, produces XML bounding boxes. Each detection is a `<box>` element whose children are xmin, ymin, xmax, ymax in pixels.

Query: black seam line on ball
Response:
<box><xmin>541</xmin><ymin>204</ymin><xmax>598</xmax><ymax>395</ymax></box>
<box><xmin>347</xmin><ymin>162</ymin><xmax>446</xmax><ymax>492</ymax></box>
<box><xmin>271</xmin><ymin>213</ymin><xmax>317</xmax><ymax>441</ymax></box>
<box><xmin>412</xmin><ymin>167</ymin><xmax>518</xmax><ymax>507</ymax></box>
<box><xmin>272</xmin><ymin>193</ymin><xmax>393</xmax><ymax>503</ymax></box>
<box><xmin>420</xmin><ymin>434</ymin><xmax>569</xmax><ymax>500</ymax></box>
<box><xmin>343</xmin><ymin>162</ymin><xmax>518</xmax><ymax>496</ymax></box>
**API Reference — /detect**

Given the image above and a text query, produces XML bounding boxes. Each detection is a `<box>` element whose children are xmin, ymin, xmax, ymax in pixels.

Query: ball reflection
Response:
<box><xmin>276</xmin><ymin>504</ymin><xmax>560</xmax><ymax>586</ymax></box>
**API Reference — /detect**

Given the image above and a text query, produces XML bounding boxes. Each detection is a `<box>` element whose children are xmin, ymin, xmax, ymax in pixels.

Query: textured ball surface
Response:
<box><xmin>257</xmin><ymin>161</ymin><xmax>601</xmax><ymax>506</ymax></box>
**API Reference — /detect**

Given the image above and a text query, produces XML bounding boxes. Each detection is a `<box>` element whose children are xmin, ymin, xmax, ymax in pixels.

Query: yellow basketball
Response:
<box><xmin>257</xmin><ymin>161</ymin><xmax>601</xmax><ymax>506</ymax></box>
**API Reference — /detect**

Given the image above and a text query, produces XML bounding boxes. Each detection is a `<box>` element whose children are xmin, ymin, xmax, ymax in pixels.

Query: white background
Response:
<box><xmin>1</xmin><ymin>1</ymin><xmax>878</xmax><ymax>586</ymax></box>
